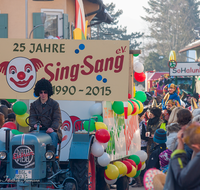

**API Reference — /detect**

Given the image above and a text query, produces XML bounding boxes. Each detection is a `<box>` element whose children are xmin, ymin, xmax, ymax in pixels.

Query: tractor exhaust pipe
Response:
<box><xmin>5</xmin><ymin>128</ymin><xmax>10</xmax><ymax>151</ymax></box>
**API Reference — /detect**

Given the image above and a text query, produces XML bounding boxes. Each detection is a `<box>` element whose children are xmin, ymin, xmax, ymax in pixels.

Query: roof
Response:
<box><xmin>149</xmin><ymin>72</ymin><xmax>168</xmax><ymax>81</ymax></box>
<box><xmin>179</xmin><ymin>40</ymin><xmax>200</xmax><ymax>53</ymax></box>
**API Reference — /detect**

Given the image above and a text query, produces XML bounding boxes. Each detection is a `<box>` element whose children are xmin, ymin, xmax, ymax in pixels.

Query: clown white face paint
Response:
<box><xmin>6</xmin><ymin>57</ymin><xmax>36</xmax><ymax>92</ymax></box>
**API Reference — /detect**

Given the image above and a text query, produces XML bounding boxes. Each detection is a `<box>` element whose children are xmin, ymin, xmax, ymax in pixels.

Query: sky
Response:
<box><xmin>102</xmin><ymin>0</ymin><xmax>149</xmax><ymax>34</ymax></box>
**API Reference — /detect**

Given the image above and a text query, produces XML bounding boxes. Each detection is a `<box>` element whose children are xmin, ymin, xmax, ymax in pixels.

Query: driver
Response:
<box><xmin>29</xmin><ymin>78</ymin><xmax>62</xmax><ymax>153</ymax></box>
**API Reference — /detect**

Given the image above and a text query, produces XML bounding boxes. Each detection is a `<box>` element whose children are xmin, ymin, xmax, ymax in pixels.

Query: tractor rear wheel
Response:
<box><xmin>70</xmin><ymin>154</ymin><xmax>96</xmax><ymax>190</ymax></box>
<box><xmin>64</xmin><ymin>183</ymin><xmax>76</xmax><ymax>190</ymax></box>
<box><xmin>117</xmin><ymin>176</ymin><xmax>129</xmax><ymax>190</ymax></box>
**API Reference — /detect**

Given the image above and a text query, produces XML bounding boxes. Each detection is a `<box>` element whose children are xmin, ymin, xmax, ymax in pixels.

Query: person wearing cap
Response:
<box><xmin>159</xmin><ymin>149</ymin><xmax>172</xmax><ymax>174</ymax></box>
<box><xmin>162</xmin><ymin>83</ymin><xmax>181</xmax><ymax>110</ymax></box>
<box><xmin>29</xmin><ymin>78</ymin><xmax>62</xmax><ymax>153</ymax></box>
<box><xmin>5</xmin><ymin>112</ymin><xmax>16</xmax><ymax>123</ymax></box>
<box><xmin>146</xmin><ymin>128</ymin><xmax>167</xmax><ymax>170</ymax></box>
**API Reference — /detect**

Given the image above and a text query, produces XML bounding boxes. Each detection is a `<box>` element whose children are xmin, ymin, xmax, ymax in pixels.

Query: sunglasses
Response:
<box><xmin>39</xmin><ymin>91</ymin><xmax>48</xmax><ymax>94</ymax></box>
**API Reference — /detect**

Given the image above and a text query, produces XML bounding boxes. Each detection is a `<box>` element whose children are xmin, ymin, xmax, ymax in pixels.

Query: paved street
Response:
<box><xmin>111</xmin><ymin>185</ymin><xmax>145</xmax><ymax>190</ymax></box>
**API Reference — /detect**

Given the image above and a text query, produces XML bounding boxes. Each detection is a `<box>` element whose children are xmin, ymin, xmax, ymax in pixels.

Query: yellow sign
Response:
<box><xmin>0</xmin><ymin>39</ymin><xmax>129</xmax><ymax>101</ymax></box>
<box><xmin>169</xmin><ymin>50</ymin><xmax>176</xmax><ymax>61</ymax></box>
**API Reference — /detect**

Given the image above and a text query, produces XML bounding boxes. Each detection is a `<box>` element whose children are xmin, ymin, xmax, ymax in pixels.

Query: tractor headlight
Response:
<box><xmin>45</xmin><ymin>150</ymin><xmax>54</xmax><ymax>160</ymax></box>
<box><xmin>0</xmin><ymin>151</ymin><xmax>7</xmax><ymax>160</ymax></box>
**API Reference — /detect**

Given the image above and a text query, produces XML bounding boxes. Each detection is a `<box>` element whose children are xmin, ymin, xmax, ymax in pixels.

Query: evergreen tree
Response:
<box><xmin>90</xmin><ymin>3</ymin><xmax>144</xmax><ymax>50</ymax></box>
<box><xmin>142</xmin><ymin>0</ymin><xmax>200</xmax><ymax>62</ymax></box>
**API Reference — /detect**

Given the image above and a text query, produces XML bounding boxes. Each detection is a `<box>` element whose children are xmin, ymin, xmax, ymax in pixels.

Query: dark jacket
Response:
<box><xmin>164</xmin><ymin>150</ymin><xmax>200</xmax><ymax>190</ymax></box>
<box><xmin>29</xmin><ymin>98</ymin><xmax>62</xmax><ymax>143</ymax></box>
<box><xmin>146</xmin><ymin>143</ymin><xmax>166</xmax><ymax>170</ymax></box>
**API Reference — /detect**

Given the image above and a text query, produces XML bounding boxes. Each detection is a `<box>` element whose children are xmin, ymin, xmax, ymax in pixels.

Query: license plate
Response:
<box><xmin>15</xmin><ymin>170</ymin><xmax>32</xmax><ymax>179</ymax></box>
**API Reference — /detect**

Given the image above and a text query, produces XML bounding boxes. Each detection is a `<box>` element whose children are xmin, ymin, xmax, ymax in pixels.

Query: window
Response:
<box><xmin>41</xmin><ymin>9</ymin><xmax>63</xmax><ymax>39</ymax></box>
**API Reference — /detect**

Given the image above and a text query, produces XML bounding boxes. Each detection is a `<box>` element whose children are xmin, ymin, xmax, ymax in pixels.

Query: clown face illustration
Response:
<box><xmin>6</xmin><ymin>57</ymin><xmax>36</xmax><ymax>92</ymax></box>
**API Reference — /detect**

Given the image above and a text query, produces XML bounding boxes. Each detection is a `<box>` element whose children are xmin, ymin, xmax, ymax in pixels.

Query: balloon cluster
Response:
<box><xmin>13</xmin><ymin>101</ymin><xmax>29</xmax><ymax>127</ymax></box>
<box><xmin>133</xmin><ymin>62</ymin><xmax>146</xmax><ymax>82</ymax></box>
<box><xmin>104</xmin><ymin>150</ymin><xmax>148</xmax><ymax>184</ymax></box>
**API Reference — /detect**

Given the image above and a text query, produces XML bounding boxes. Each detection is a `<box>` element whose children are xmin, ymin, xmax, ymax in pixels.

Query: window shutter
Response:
<box><xmin>32</xmin><ymin>13</ymin><xmax>44</xmax><ymax>39</ymax></box>
<box><xmin>0</xmin><ymin>14</ymin><xmax>8</xmax><ymax>38</ymax></box>
<box><xmin>63</xmin><ymin>14</ymin><xmax>70</xmax><ymax>39</ymax></box>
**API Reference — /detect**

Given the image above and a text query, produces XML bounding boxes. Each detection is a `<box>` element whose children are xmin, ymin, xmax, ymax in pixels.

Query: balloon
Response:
<box><xmin>104</xmin><ymin>177</ymin><xmax>117</xmax><ymax>185</ymax></box>
<box><xmin>83</xmin><ymin>119</ymin><xmax>95</xmax><ymax>132</ymax></box>
<box><xmin>113</xmin><ymin>161</ymin><xmax>127</xmax><ymax>176</ymax></box>
<box><xmin>121</xmin><ymin>160</ymin><xmax>132</xmax><ymax>174</ymax></box>
<box><xmin>16</xmin><ymin>113</ymin><xmax>29</xmax><ymax>127</ymax></box>
<box><xmin>11</xmin><ymin>129</ymin><xmax>23</xmax><ymax>135</ymax></box>
<box><xmin>137</xmin><ymin>161</ymin><xmax>142</xmax><ymax>171</ymax></box>
<box><xmin>0</xmin><ymin>127</ymin><xmax>13</xmax><ymax>142</ymax></box>
<box><xmin>129</xmin><ymin>155</ymin><xmax>140</xmax><ymax>165</ymax></box>
<box><xmin>133</xmin><ymin>54</ymin><xmax>139</xmax><ymax>57</ymax></box>
<box><xmin>97</xmin><ymin>152</ymin><xmax>110</xmax><ymax>167</ymax></box>
<box><xmin>91</xmin><ymin>141</ymin><xmax>104</xmax><ymax>157</ymax></box>
<box><xmin>134</xmin><ymin>62</ymin><xmax>144</xmax><ymax>73</ymax></box>
<box><xmin>6</xmin><ymin>99</ymin><xmax>17</xmax><ymax>103</ymax></box>
<box><xmin>130</xmin><ymin>99</ymin><xmax>140</xmax><ymax>115</ymax></box>
<box><xmin>95</xmin><ymin>122</ymin><xmax>108</xmax><ymax>130</ymax></box>
<box><xmin>125</xmin><ymin>159</ymin><xmax>136</xmax><ymax>168</ymax></box>
<box><xmin>126</xmin><ymin>165</ymin><xmax>137</xmax><ymax>178</ymax></box>
<box><xmin>127</xmin><ymin>102</ymin><xmax>133</xmax><ymax>116</ymax></box>
<box><xmin>112</xmin><ymin>101</ymin><xmax>124</xmax><ymax>114</ymax></box>
<box><xmin>129</xmin><ymin>100</ymin><xmax>137</xmax><ymax>115</ymax></box>
<box><xmin>89</xmin><ymin>103</ymin><xmax>102</xmax><ymax>115</ymax></box>
<box><xmin>92</xmin><ymin>115</ymin><xmax>103</xmax><ymax>122</ymax></box>
<box><xmin>131</xmin><ymin>99</ymin><xmax>141</xmax><ymax>110</ymax></box>
<box><xmin>13</xmin><ymin>101</ymin><xmax>27</xmax><ymax>115</ymax></box>
<box><xmin>134</xmin><ymin>72</ymin><xmax>146</xmax><ymax>82</ymax></box>
<box><xmin>134</xmin><ymin>170</ymin><xmax>141</xmax><ymax>178</ymax></box>
<box><xmin>142</xmin><ymin>161</ymin><xmax>145</xmax><ymax>165</ymax></box>
<box><xmin>95</xmin><ymin>129</ymin><xmax>110</xmax><ymax>143</ymax></box>
<box><xmin>135</xmin><ymin>150</ymin><xmax>148</xmax><ymax>162</ymax></box>
<box><xmin>102</xmin><ymin>142</ymin><xmax>108</xmax><ymax>149</ymax></box>
<box><xmin>104</xmin><ymin>172</ymin><xmax>111</xmax><ymax>180</ymax></box>
<box><xmin>141</xmin><ymin>163</ymin><xmax>146</xmax><ymax>170</ymax></box>
<box><xmin>135</xmin><ymin>91</ymin><xmax>147</xmax><ymax>103</ymax></box>
<box><xmin>137</xmin><ymin>101</ymin><xmax>144</xmax><ymax>114</ymax></box>
<box><xmin>2</xmin><ymin>122</ymin><xmax>17</xmax><ymax>130</ymax></box>
<box><xmin>105</xmin><ymin>164</ymin><xmax>119</xmax><ymax>180</ymax></box>
<box><xmin>128</xmin><ymin>93</ymin><xmax>132</xmax><ymax>99</ymax></box>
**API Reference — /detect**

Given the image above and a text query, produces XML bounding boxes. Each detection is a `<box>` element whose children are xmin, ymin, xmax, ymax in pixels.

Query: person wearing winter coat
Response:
<box><xmin>166</xmin><ymin>122</ymin><xmax>181</xmax><ymax>151</ymax></box>
<box><xmin>164</xmin><ymin>123</ymin><xmax>200</xmax><ymax>190</ymax></box>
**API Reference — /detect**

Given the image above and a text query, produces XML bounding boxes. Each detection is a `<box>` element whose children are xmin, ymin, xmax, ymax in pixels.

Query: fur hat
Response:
<box><xmin>34</xmin><ymin>78</ymin><xmax>53</xmax><ymax>97</ymax></box>
<box><xmin>149</xmin><ymin>107</ymin><xmax>162</xmax><ymax>118</ymax></box>
<box><xmin>159</xmin><ymin>149</ymin><xmax>172</xmax><ymax>167</ymax></box>
<box><xmin>153</xmin><ymin>129</ymin><xmax>167</xmax><ymax>144</ymax></box>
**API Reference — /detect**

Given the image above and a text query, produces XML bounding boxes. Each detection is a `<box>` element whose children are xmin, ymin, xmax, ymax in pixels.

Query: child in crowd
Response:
<box><xmin>159</xmin><ymin>149</ymin><xmax>172</xmax><ymax>174</ymax></box>
<box><xmin>146</xmin><ymin>129</ymin><xmax>167</xmax><ymax>170</ymax></box>
<box><xmin>164</xmin><ymin>122</ymin><xmax>200</xmax><ymax>190</ymax></box>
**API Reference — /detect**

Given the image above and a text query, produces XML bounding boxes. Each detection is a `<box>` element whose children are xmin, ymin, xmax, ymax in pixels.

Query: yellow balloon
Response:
<box><xmin>16</xmin><ymin>113</ymin><xmax>29</xmax><ymax>127</ymax></box>
<box><xmin>105</xmin><ymin>164</ymin><xmax>119</xmax><ymax>180</ymax></box>
<box><xmin>95</xmin><ymin>122</ymin><xmax>108</xmax><ymax>130</ymax></box>
<box><xmin>113</xmin><ymin>161</ymin><xmax>127</xmax><ymax>176</ymax></box>
<box><xmin>137</xmin><ymin>101</ymin><xmax>144</xmax><ymax>114</ymax></box>
<box><xmin>126</xmin><ymin>165</ymin><xmax>137</xmax><ymax>178</ymax></box>
<box><xmin>127</xmin><ymin>102</ymin><xmax>133</xmax><ymax>116</ymax></box>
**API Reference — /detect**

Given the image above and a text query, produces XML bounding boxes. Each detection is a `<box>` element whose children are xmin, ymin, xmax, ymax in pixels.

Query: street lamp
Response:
<box><xmin>29</xmin><ymin>12</ymin><xmax>46</xmax><ymax>39</ymax></box>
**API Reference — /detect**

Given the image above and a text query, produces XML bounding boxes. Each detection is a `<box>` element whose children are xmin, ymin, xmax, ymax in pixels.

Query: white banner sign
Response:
<box><xmin>170</xmin><ymin>62</ymin><xmax>200</xmax><ymax>76</ymax></box>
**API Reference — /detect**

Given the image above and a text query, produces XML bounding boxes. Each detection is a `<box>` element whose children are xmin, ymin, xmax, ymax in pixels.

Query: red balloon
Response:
<box><xmin>2</xmin><ymin>122</ymin><xmax>17</xmax><ymax>130</ymax></box>
<box><xmin>137</xmin><ymin>161</ymin><xmax>142</xmax><ymax>171</ymax></box>
<box><xmin>129</xmin><ymin>100</ymin><xmax>137</xmax><ymax>115</ymax></box>
<box><xmin>95</xmin><ymin>129</ymin><xmax>110</xmax><ymax>143</ymax></box>
<box><xmin>134</xmin><ymin>72</ymin><xmax>146</xmax><ymax>82</ymax></box>
<box><xmin>121</xmin><ymin>160</ymin><xmax>132</xmax><ymax>174</ymax></box>
<box><xmin>126</xmin><ymin>159</ymin><xmax>136</xmax><ymax>168</ymax></box>
<box><xmin>104</xmin><ymin>171</ymin><xmax>111</xmax><ymax>180</ymax></box>
<box><xmin>128</xmin><ymin>93</ymin><xmax>132</xmax><ymax>99</ymax></box>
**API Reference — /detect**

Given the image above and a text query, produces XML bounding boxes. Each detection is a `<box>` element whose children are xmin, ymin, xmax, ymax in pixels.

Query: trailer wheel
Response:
<box><xmin>64</xmin><ymin>183</ymin><xmax>76</xmax><ymax>190</ymax></box>
<box><xmin>116</xmin><ymin>176</ymin><xmax>129</xmax><ymax>190</ymax></box>
<box><xmin>70</xmin><ymin>154</ymin><xmax>96</xmax><ymax>190</ymax></box>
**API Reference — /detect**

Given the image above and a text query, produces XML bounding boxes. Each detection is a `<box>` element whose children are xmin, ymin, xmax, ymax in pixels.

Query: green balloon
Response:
<box><xmin>134</xmin><ymin>170</ymin><xmax>141</xmax><ymax>178</ymax></box>
<box><xmin>135</xmin><ymin>91</ymin><xmax>147</xmax><ymax>103</ymax></box>
<box><xmin>13</xmin><ymin>101</ymin><xmax>27</xmax><ymax>115</ymax></box>
<box><xmin>112</xmin><ymin>101</ymin><xmax>124</xmax><ymax>114</ymax></box>
<box><xmin>11</xmin><ymin>129</ymin><xmax>23</xmax><ymax>135</ymax></box>
<box><xmin>92</xmin><ymin>115</ymin><xmax>103</xmax><ymax>122</ymax></box>
<box><xmin>83</xmin><ymin>119</ymin><xmax>95</xmax><ymax>132</ymax></box>
<box><xmin>133</xmin><ymin>54</ymin><xmax>139</xmax><ymax>57</ymax></box>
<box><xmin>131</xmin><ymin>99</ymin><xmax>140</xmax><ymax>110</ymax></box>
<box><xmin>6</xmin><ymin>99</ymin><xmax>17</xmax><ymax>103</ymax></box>
<box><xmin>129</xmin><ymin>154</ymin><xmax>140</xmax><ymax>165</ymax></box>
